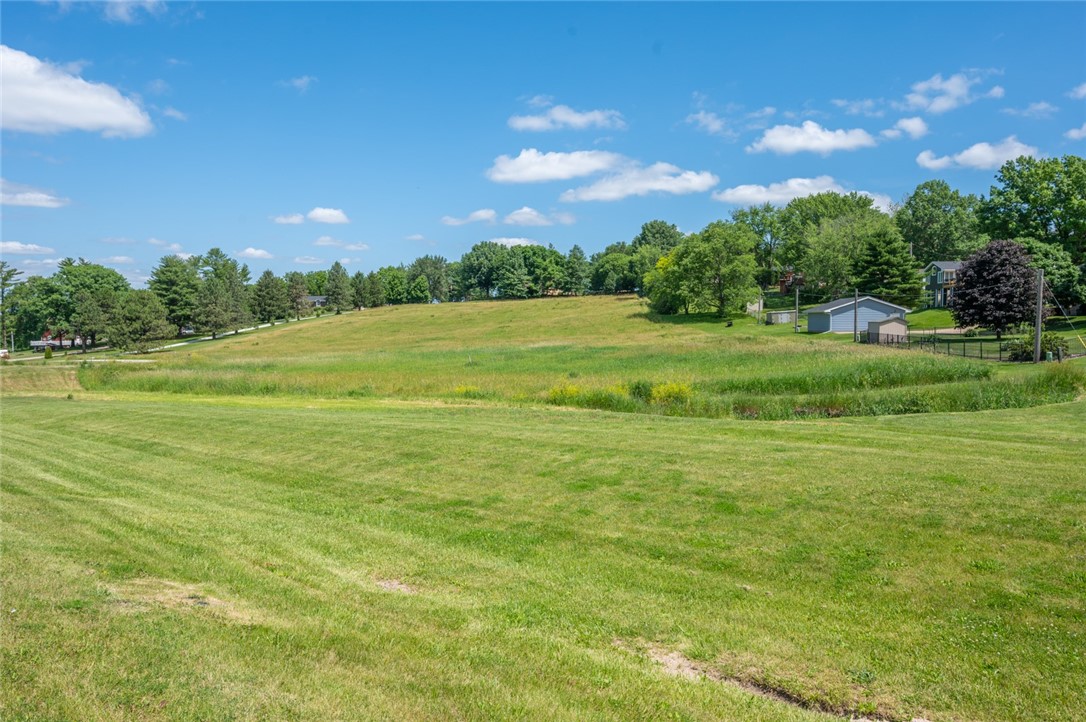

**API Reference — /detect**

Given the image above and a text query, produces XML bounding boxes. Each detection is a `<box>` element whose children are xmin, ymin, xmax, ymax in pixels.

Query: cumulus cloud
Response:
<box><xmin>307</xmin><ymin>207</ymin><xmax>350</xmax><ymax>224</ymax></box>
<box><xmin>294</xmin><ymin>256</ymin><xmax>324</xmax><ymax>265</ymax></box>
<box><xmin>236</xmin><ymin>247</ymin><xmax>273</xmax><ymax>260</ymax></box>
<box><xmin>272</xmin><ymin>213</ymin><xmax>305</xmax><ymax>225</ymax></box>
<box><xmin>560</xmin><ymin>162</ymin><xmax>718</xmax><ymax>202</ymax></box>
<box><xmin>100</xmin><ymin>255</ymin><xmax>135</xmax><ymax>264</ymax></box>
<box><xmin>148</xmin><ymin>238</ymin><xmax>185</xmax><ymax>254</ymax></box>
<box><xmin>405</xmin><ymin>233</ymin><xmax>426</xmax><ymax>241</ymax></box>
<box><xmin>487</xmin><ymin>237</ymin><xmax>540</xmax><ymax>247</ymax></box>
<box><xmin>503</xmin><ymin>207</ymin><xmax>575</xmax><ymax>226</ymax></box>
<box><xmin>901</xmin><ymin>72</ymin><xmax>1002</xmax><ymax>114</ymax></box>
<box><xmin>1065</xmin><ymin>123</ymin><xmax>1086</xmax><ymax>141</ymax></box>
<box><xmin>486</xmin><ymin>148</ymin><xmax>624</xmax><ymax>183</ymax></box>
<box><xmin>831</xmin><ymin>98</ymin><xmax>884</xmax><ymax>117</ymax></box>
<box><xmin>916</xmin><ymin>136</ymin><xmax>1038</xmax><ymax>170</ymax></box>
<box><xmin>282</xmin><ymin>75</ymin><xmax>317</xmax><ymax>93</ymax></box>
<box><xmin>441</xmin><ymin>208</ymin><xmax>497</xmax><ymax>226</ymax></box>
<box><xmin>0</xmin><ymin>179</ymin><xmax>70</xmax><ymax>208</ymax></box>
<box><xmin>0</xmin><ymin>45</ymin><xmax>153</xmax><ymax>137</ymax></box>
<box><xmin>880</xmin><ymin>117</ymin><xmax>929</xmax><ymax>140</ymax></box>
<box><xmin>162</xmin><ymin>106</ymin><xmax>187</xmax><ymax>121</ymax></box>
<box><xmin>712</xmin><ymin>176</ymin><xmax>891</xmax><ymax>213</ymax></box>
<box><xmin>685</xmin><ymin>110</ymin><xmax>734</xmax><ymax>138</ymax></box>
<box><xmin>1069</xmin><ymin>83</ymin><xmax>1086</xmax><ymax>100</ymax></box>
<box><xmin>747</xmin><ymin>121</ymin><xmax>877</xmax><ymax>155</ymax></box>
<box><xmin>712</xmin><ymin>176</ymin><xmax>846</xmax><ymax>205</ymax></box>
<box><xmin>0</xmin><ymin>241</ymin><xmax>56</xmax><ymax>255</ymax></box>
<box><xmin>1001</xmin><ymin>101</ymin><xmax>1059</xmax><ymax>119</ymax></box>
<box><xmin>509</xmin><ymin>103</ymin><xmax>626</xmax><ymax>131</ymax></box>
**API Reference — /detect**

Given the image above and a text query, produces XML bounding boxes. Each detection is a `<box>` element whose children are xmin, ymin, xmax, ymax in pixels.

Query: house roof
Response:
<box><xmin>925</xmin><ymin>261</ymin><xmax>962</xmax><ymax>271</ymax></box>
<box><xmin>804</xmin><ymin>296</ymin><xmax>911</xmax><ymax>315</ymax></box>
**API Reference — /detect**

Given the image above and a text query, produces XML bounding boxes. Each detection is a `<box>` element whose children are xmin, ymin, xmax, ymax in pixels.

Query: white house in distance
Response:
<box><xmin>805</xmin><ymin>296</ymin><xmax>910</xmax><ymax>333</ymax></box>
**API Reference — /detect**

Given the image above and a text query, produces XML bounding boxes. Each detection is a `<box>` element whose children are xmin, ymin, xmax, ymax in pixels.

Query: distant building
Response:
<box><xmin>922</xmin><ymin>261</ymin><xmax>962</xmax><ymax>308</ymax></box>
<box><xmin>778</xmin><ymin>270</ymin><xmax>804</xmax><ymax>295</ymax></box>
<box><xmin>764</xmin><ymin>310</ymin><xmax>795</xmax><ymax>325</ymax></box>
<box><xmin>805</xmin><ymin>296</ymin><xmax>910</xmax><ymax>334</ymax></box>
<box><xmin>867</xmin><ymin>316</ymin><xmax>909</xmax><ymax>344</ymax></box>
<box><xmin>305</xmin><ymin>295</ymin><xmax>328</xmax><ymax>308</ymax></box>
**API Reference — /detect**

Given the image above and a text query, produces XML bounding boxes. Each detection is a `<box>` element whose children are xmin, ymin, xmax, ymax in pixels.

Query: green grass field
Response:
<box><xmin>2</xmin><ymin>296</ymin><xmax>1085</xmax><ymax>721</ymax></box>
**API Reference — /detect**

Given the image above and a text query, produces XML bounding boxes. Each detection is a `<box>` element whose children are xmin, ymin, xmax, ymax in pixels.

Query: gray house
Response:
<box><xmin>921</xmin><ymin>261</ymin><xmax>962</xmax><ymax>307</ymax></box>
<box><xmin>805</xmin><ymin>296</ymin><xmax>910</xmax><ymax>333</ymax></box>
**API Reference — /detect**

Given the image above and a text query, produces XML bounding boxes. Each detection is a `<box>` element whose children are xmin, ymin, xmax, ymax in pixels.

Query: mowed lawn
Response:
<box><xmin>2</xmin><ymin>390</ymin><xmax>1085</xmax><ymax>721</ymax></box>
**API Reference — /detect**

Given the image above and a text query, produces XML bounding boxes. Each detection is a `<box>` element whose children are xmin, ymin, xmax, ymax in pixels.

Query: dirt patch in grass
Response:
<box><xmin>106</xmin><ymin>578</ymin><xmax>260</xmax><ymax>623</ymax></box>
<box><xmin>618</xmin><ymin>640</ymin><xmax>919</xmax><ymax>722</ymax></box>
<box><xmin>375</xmin><ymin>577</ymin><xmax>417</xmax><ymax>594</ymax></box>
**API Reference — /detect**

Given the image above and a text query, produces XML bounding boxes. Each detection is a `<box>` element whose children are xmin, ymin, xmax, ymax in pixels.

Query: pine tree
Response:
<box><xmin>854</xmin><ymin>227</ymin><xmax>923</xmax><ymax>308</ymax></box>
<box><xmin>325</xmin><ymin>262</ymin><xmax>352</xmax><ymax>313</ymax></box>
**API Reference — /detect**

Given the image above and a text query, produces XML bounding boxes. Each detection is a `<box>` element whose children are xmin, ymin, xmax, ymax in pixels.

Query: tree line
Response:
<box><xmin>1</xmin><ymin>155</ymin><xmax>1082</xmax><ymax>352</ymax></box>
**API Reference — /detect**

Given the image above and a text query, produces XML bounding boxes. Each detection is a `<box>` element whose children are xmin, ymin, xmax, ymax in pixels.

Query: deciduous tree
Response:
<box><xmin>895</xmin><ymin>179</ymin><xmax>986</xmax><ymax>265</ymax></box>
<box><xmin>950</xmin><ymin>239</ymin><xmax>1039</xmax><ymax>339</ymax></box>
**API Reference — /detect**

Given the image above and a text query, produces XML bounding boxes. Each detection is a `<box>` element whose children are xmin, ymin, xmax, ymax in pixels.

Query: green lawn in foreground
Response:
<box><xmin>2</xmin><ymin>394</ymin><xmax>1084</xmax><ymax>721</ymax></box>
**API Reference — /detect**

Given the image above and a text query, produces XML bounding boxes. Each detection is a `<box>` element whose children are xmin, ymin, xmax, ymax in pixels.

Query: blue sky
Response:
<box><xmin>2</xmin><ymin>1</ymin><xmax>1084</xmax><ymax>285</ymax></box>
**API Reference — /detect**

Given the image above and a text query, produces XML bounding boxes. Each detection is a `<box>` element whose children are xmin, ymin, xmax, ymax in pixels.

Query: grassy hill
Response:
<box><xmin>75</xmin><ymin>296</ymin><xmax>1082</xmax><ymax>419</ymax></box>
<box><xmin>2</xmin><ymin>295</ymin><xmax>1084</xmax><ymax>721</ymax></box>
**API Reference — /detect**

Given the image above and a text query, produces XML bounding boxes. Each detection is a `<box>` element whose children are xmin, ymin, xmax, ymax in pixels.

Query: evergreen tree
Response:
<box><xmin>351</xmin><ymin>271</ymin><xmax>366</xmax><ymax>309</ymax></box>
<box><xmin>561</xmin><ymin>245</ymin><xmax>590</xmax><ymax>295</ymax></box>
<box><xmin>284</xmin><ymin>271</ymin><xmax>310</xmax><ymax>320</ymax></box>
<box><xmin>496</xmin><ymin>252</ymin><xmax>531</xmax><ymax>299</ymax></box>
<box><xmin>325</xmin><ymin>262</ymin><xmax>352</xmax><ymax>313</ymax></box>
<box><xmin>361</xmin><ymin>271</ymin><xmax>386</xmax><ymax>308</ymax></box>
<box><xmin>107</xmin><ymin>290</ymin><xmax>172</xmax><ymax>353</ymax></box>
<box><xmin>195</xmin><ymin>276</ymin><xmax>233</xmax><ymax>339</ymax></box>
<box><xmin>0</xmin><ymin>261</ymin><xmax>25</xmax><ymax>350</ymax></box>
<box><xmin>251</xmin><ymin>270</ymin><xmax>289</xmax><ymax>324</ymax></box>
<box><xmin>854</xmin><ymin>228</ymin><xmax>924</xmax><ymax>308</ymax></box>
<box><xmin>149</xmin><ymin>254</ymin><xmax>201</xmax><ymax>335</ymax></box>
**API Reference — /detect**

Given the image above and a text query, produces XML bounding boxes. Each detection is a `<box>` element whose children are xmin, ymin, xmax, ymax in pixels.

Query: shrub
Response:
<box><xmin>1004</xmin><ymin>332</ymin><xmax>1070</xmax><ymax>361</ymax></box>
<box><xmin>547</xmin><ymin>384</ymin><xmax>582</xmax><ymax>405</ymax></box>
<box><xmin>963</xmin><ymin>328</ymin><xmax>979</xmax><ymax>338</ymax></box>
<box><xmin>43</xmin><ymin>346</ymin><xmax>53</xmax><ymax>360</ymax></box>
<box><xmin>627</xmin><ymin>380</ymin><xmax>653</xmax><ymax>402</ymax></box>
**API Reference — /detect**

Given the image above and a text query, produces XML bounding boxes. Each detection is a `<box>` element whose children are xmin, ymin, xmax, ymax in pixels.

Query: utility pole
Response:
<box><xmin>794</xmin><ymin>286</ymin><xmax>800</xmax><ymax>333</ymax></box>
<box><xmin>853</xmin><ymin>288</ymin><xmax>860</xmax><ymax>343</ymax></box>
<box><xmin>1034</xmin><ymin>268</ymin><xmax>1044</xmax><ymax>363</ymax></box>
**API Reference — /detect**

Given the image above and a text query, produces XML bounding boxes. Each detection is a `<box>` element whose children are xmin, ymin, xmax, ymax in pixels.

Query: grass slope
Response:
<box><xmin>74</xmin><ymin>296</ymin><xmax>1081</xmax><ymax>419</ymax></box>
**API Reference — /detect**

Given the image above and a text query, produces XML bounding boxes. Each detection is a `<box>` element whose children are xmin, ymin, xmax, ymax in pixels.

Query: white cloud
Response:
<box><xmin>15</xmin><ymin>258</ymin><xmax>63</xmax><ymax>270</ymax></box>
<box><xmin>487</xmin><ymin>237</ymin><xmax>540</xmax><ymax>247</ymax></box>
<box><xmin>441</xmin><ymin>208</ymin><xmax>497</xmax><ymax>226</ymax></box>
<box><xmin>502</xmin><ymin>207</ymin><xmax>575</xmax><ymax>226</ymax></box>
<box><xmin>1065</xmin><ymin>123</ymin><xmax>1086</xmax><ymax>141</ymax></box>
<box><xmin>0</xmin><ymin>179</ymin><xmax>70</xmax><ymax>208</ymax></box>
<box><xmin>100</xmin><ymin>255</ymin><xmax>135</xmax><ymax>264</ymax></box>
<box><xmin>881</xmin><ymin>116</ymin><xmax>929</xmax><ymax>140</ymax></box>
<box><xmin>1068</xmin><ymin>83</ymin><xmax>1086</xmax><ymax>100</ymax></box>
<box><xmin>315</xmin><ymin>236</ymin><xmax>369</xmax><ymax>251</ymax></box>
<box><xmin>486</xmin><ymin>148</ymin><xmax>624</xmax><ymax>183</ymax></box>
<box><xmin>747</xmin><ymin>106</ymin><xmax>777</xmax><ymax>119</ymax></box>
<box><xmin>901</xmin><ymin>72</ymin><xmax>1002</xmax><ymax>114</ymax></box>
<box><xmin>747</xmin><ymin>121</ymin><xmax>876</xmax><ymax>155</ymax></box>
<box><xmin>272</xmin><ymin>213</ymin><xmax>305</xmax><ymax>225</ymax></box>
<box><xmin>1001</xmin><ymin>101</ymin><xmax>1058</xmax><ymax>119</ymax></box>
<box><xmin>509</xmin><ymin>103</ymin><xmax>626</xmax><ymax>131</ymax></box>
<box><xmin>236</xmin><ymin>248</ymin><xmax>273</xmax><ymax>260</ymax></box>
<box><xmin>283</xmin><ymin>75</ymin><xmax>317</xmax><ymax>93</ymax></box>
<box><xmin>831</xmin><ymin>98</ymin><xmax>884</xmax><ymax>117</ymax></box>
<box><xmin>916</xmin><ymin>135</ymin><xmax>1038</xmax><ymax>170</ymax></box>
<box><xmin>338</xmin><ymin>257</ymin><xmax>363</xmax><ymax>265</ymax></box>
<box><xmin>915</xmin><ymin>150</ymin><xmax>954</xmax><ymax>171</ymax></box>
<box><xmin>560</xmin><ymin>162</ymin><xmax>718</xmax><ymax>202</ymax></box>
<box><xmin>712</xmin><ymin>175</ymin><xmax>845</xmax><ymax>205</ymax></box>
<box><xmin>712</xmin><ymin>175</ymin><xmax>891</xmax><ymax>213</ymax></box>
<box><xmin>103</xmin><ymin>0</ymin><xmax>167</xmax><ymax>24</ymax></box>
<box><xmin>0</xmin><ymin>45</ymin><xmax>153</xmax><ymax>137</ymax></box>
<box><xmin>685</xmin><ymin>110</ymin><xmax>734</xmax><ymax>138</ymax></box>
<box><xmin>405</xmin><ymin>233</ymin><xmax>426</xmax><ymax>241</ymax></box>
<box><xmin>0</xmin><ymin>241</ymin><xmax>56</xmax><ymax>255</ymax></box>
<box><xmin>294</xmin><ymin>256</ymin><xmax>324</xmax><ymax>265</ymax></box>
<box><xmin>307</xmin><ymin>207</ymin><xmax>350</xmax><ymax>224</ymax></box>
<box><xmin>162</xmin><ymin>106</ymin><xmax>187</xmax><ymax>121</ymax></box>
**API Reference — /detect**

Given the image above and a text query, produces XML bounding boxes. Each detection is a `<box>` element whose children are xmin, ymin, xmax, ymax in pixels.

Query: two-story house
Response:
<box><xmin>921</xmin><ymin>261</ymin><xmax>962</xmax><ymax>308</ymax></box>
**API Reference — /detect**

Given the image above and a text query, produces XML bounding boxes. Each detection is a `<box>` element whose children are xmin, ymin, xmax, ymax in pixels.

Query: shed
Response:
<box><xmin>867</xmin><ymin>316</ymin><xmax>909</xmax><ymax>344</ymax></box>
<box><xmin>805</xmin><ymin>296</ymin><xmax>910</xmax><ymax>333</ymax></box>
<box><xmin>765</xmin><ymin>310</ymin><xmax>795</xmax><ymax>325</ymax></box>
